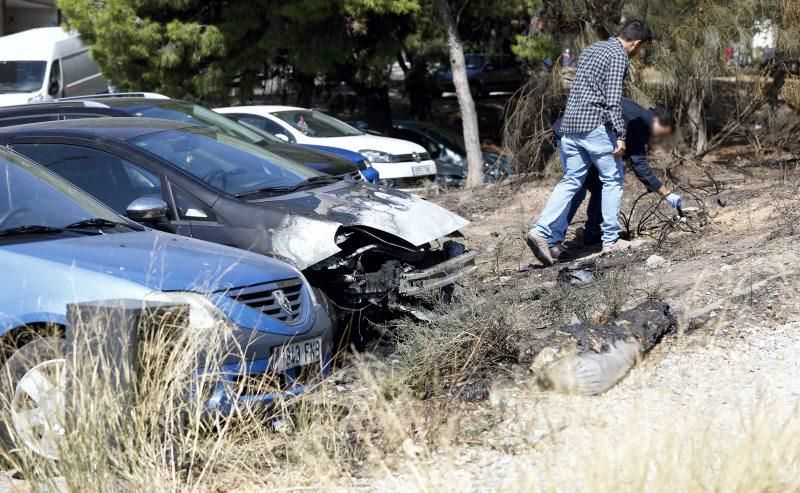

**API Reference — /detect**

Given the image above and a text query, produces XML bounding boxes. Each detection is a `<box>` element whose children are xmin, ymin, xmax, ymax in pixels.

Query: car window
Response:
<box><xmin>464</xmin><ymin>55</ymin><xmax>485</xmax><ymax>70</ymax></box>
<box><xmin>119</xmin><ymin>101</ymin><xmax>282</xmax><ymax>144</ymax></box>
<box><xmin>11</xmin><ymin>143</ymin><xmax>163</xmax><ymax>215</ymax></box>
<box><xmin>394</xmin><ymin>129</ymin><xmax>440</xmax><ymax>158</ymax></box>
<box><xmin>131</xmin><ymin>126</ymin><xmax>320</xmax><ymax>196</ymax></box>
<box><xmin>170</xmin><ymin>183</ymin><xmax>219</xmax><ymax>222</ymax></box>
<box><xmin>229</xmin><ymin>114</ymin><xmax>294</xmax><ymax>140</ymax></box>
<box><xmin>0</xmin><ymin>149</ymin><xmax>137</xmax><ymax>237</ymax></box>
<box><xmin>426</xmin><ymin>126</ymin><xmax>467</xmax><ymax>155</ymax></box>
<box><xmin>0</xmin><ymin>61</ymin><xmax>46</xmax><ymax>94</ymax></box>
<box><xmin>47</xmin><ymin>60</ymin><xmax>61</xmax><ymax>96</ymax></box>
<box><xmin>271</xmin><ymin>110</ymin><xmax>362</xmax><ymax>138</ymax></box>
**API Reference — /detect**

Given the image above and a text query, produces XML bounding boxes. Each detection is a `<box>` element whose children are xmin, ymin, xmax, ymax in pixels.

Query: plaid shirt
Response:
<box><xmin>559</xmin><ymin>38</ymin><xmax>630</xmax><ymax>139</ymax></box>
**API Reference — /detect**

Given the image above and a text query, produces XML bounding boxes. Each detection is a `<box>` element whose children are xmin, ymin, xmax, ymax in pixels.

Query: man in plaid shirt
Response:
<box><xmin>527</xmin><ymin>20</ymin><xmax>653</xmax><ymax>266</ymax></box>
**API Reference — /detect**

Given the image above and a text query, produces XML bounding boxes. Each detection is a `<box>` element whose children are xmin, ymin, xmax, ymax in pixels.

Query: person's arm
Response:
<box><xmin>626</xmin><ymin>124</ymin><xmax>662</xmax><ymax>192</ymax></box>
<box><xmin>628</xmin><ymin>126</ymin><xmax>682</xmax><ymax>207</ymax></box>
<box><xmin>631</xmin><ymin>152</ymin><xmax>681</xmax><ymax>207</ymax></box>
<box><xmin>604</xmin><ymin>52</ymin><xmax>628</xmax><ymax>155</ymax></box>
<box><xmin>630</xmin><ymin>152</ymin><xmax>664</xmax><ymax>194</ymax></box>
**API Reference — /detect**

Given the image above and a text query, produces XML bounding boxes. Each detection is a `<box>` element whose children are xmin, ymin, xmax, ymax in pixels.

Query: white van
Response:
<box><xmin>0</xmin><ymin>27</ymin><xmax>108</xmax><ymax>107</ymax></box>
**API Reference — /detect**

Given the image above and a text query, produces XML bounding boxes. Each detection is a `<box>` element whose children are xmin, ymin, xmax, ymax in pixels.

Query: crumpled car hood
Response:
<box><xmin>247</xmin><ymin>182</ymin><xmax>469</xmax><ymax>269</ymax></box>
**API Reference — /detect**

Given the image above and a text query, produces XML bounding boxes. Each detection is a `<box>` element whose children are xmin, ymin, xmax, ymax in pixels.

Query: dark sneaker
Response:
<box><xmin>549</xmin><ymin>243</ymin><xmax>575</xmax><ymax>263</ymax></box>
<box><xmin>526</xmin><ymin>230</ymin><xmax>554</xmax><ymax>266</ymax></box>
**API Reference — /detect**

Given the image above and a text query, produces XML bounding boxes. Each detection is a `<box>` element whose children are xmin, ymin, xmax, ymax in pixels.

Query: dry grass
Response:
<box><xmin>0</xmin><ymin>284</ymin><xmax>799</xmax><ymax>491</ymax></box>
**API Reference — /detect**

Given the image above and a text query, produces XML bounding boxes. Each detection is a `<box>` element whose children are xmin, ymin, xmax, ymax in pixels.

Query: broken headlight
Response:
<box><xmin>145</xmin><ymin>292</ymin><xmax>228</xmax><ymax>331</ymax></box>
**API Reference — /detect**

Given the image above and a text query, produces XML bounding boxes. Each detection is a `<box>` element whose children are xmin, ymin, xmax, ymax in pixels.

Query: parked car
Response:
<box><xmin>215</xmin><ymin>106</ymin><xmax>437</xmax><ymax>189</ymax></box>
<box><xmin>223</xmin><ymin>113</ymin><xmax>379</xmax><ymax>183</ymax></box>
<box><xmin>391</xmin><ymin>121</ymin><xmax>514</xmax><ymax>187</ymax></box>
<box><xmin>0</xmin><ymin>118</ymin><xmax>475</xmax><ymax>312</ymax></box>
<box><xmin>0</xmin><ymin>146</ymin><xmax>333</xmax><ymax>458</ymax></box>
<box><xmin>0</xmin><ymin>28</ymin><xmax>108</xmax><ymax>106</ymax></box>
<box><xmin>0</xmin><ymin>95</ymin><xmax>376</xmax><ymax>181</ymax></box>
<box><xmin>435</xmin><ymin>54</ymin><xmax>523</xmax><ymax>97</ymax></box>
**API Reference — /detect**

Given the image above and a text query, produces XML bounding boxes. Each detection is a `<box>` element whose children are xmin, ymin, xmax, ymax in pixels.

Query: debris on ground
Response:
<box><xmin>528</xmin><ymin>300</ymin><xmax>676</xmax><ymax>395</ymax></box>
<box><xmin>646</xmin><ymin>254</ymin><xmax>667</xmax><ymax>269</ymax></box>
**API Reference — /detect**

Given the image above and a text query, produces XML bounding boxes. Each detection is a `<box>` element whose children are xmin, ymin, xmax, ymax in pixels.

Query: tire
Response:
<box><xmin>0</xmin><ymin>337</ymin><xmax>68</xmax><ymax>460</ymax></box>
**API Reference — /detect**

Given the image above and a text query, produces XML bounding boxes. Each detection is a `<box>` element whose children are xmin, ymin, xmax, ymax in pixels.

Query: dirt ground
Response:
<box><xmin>347</xmin><ymin>156</ymin><xmax>800</xmax><ymax>490</ymax></box>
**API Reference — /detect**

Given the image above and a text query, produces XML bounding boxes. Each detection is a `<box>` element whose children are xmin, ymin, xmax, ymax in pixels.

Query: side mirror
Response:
<box><xmin>48</xmin><ymin>80</ymin><xmax>60</xmax><ymax>96</ymax></box>
<box><xmin>275</xmin><ymin>133</ymin><xmax>290</xmax><ymax>142</ymax></box>
<box><xmin>126</xmin><ymin>197</ymin><xmax>168</xmax><ymax>222</ymax></box>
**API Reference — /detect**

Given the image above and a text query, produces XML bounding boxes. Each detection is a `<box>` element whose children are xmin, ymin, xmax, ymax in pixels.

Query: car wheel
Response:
<box><xmin>0</xmin><ymin>337</ymin><xmax>68</xmax><ymax>460</ymax></box>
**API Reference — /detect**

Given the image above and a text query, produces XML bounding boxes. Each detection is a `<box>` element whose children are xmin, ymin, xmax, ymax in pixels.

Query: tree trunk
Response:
<box><xmin>435</xmin><ymin>0</ymin><xmax>484</xmax><ymax>188</ymax></box>
<box><xmin>686</xmin><ymin>93</ymin><xmax>707</xmax><ymax>156</ymax></box>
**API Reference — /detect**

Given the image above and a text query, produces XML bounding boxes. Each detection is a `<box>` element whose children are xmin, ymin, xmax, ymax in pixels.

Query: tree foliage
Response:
<box><xmin>58</xmin><ymin>0</ymin><xmax>420</xmax><ymax>108</ymax></box>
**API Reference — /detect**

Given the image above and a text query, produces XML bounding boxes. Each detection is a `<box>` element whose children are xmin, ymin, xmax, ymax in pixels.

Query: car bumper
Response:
<box><xmin>371</xmin><ymin>159</ymin><xmax>437</xmax><ymax>180</ymax></box>
<box><xmin>199</xmin><ymin>303</ymin><xmax>334</xmax><ymax>414</ymax></box>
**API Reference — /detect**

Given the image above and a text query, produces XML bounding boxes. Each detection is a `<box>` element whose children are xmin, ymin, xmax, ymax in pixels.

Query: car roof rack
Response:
<box><xmin>55</xmin><ymin>92</ymin><xmax>170</xmax><ymax>101</ymax></box>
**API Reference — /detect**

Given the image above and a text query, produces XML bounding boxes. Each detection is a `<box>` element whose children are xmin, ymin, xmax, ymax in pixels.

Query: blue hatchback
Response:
<box><xmin>0</xmin><ymin>148</ymin><xmax>333</xmax><ymax>458</ymax></box>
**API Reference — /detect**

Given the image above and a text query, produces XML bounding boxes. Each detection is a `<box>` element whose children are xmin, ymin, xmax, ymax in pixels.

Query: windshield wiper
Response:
<box><xmin>235</xmin><ymin>176</ymin><xmax>338</xmax><ymax>199</ymax></box>
<box><xmin>286</xmin><ymin>176</ymin><xmax>339</xmax><ymax>192</ymax></box>
<box><xmin>235</xmin><ymin>186</ymin><xmax>294</xmax><ymax>198</ymax></box>
<box><xmin>63</xmin><ymin>218</ymin><xmax>126</xmax><ymax>231</ymax></box>
<box><xmin>0</xmin><ymin>225</ymin><xmax>64</xmax><ymax>237</ymax></box>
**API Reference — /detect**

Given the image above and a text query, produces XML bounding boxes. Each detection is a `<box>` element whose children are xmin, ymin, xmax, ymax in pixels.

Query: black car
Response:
<box><xmin>435</xmin><ymin>54</ymin><xmax>524</xmax><ymax>97</ymax></box>
<box><xmin>0</xmin><ymin>96</ymin><xmax>370</xmax><ymax>179</ymax></box>
<box><xmin>391</xmin><ymin>121</ymin><xmax>514</xmax><ymax>187</ymax></box>
<box><xmin>0</xmin><ymin>118</ymin><xmax>475</xmax><ymax>311</ymax></box>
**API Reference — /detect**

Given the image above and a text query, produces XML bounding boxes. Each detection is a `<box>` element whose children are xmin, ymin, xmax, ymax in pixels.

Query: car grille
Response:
<box><xmin>225</xmin><ymin>279</ymin><xmax>305</xmax><ymax>324</ymax></box>
<box><xmin>395</xmin><ymin>152</ymin><xmax>431</xmax><ymax>162</ymax></box>
<box><xmin>356</xmin><ymin>159</ymin><xmax>369</xmax><ymax>171</ymax></box>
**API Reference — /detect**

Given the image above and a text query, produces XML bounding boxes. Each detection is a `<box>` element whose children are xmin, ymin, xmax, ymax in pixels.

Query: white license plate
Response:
<box><xmin>412</xmin><ymin>165</ymin><xmax>431</xmax><ymax>176</ymax></box>
<box><xmin>272</xmin><ymin>337</ymin><xmax>322</xmax><ymax>372</ymax></box>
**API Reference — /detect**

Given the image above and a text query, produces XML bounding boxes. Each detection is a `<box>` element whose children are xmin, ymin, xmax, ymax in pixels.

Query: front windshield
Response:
<box><xmin>0</xmin><ymin>60</ymin><xmax>46</xmax><ymax>93</ymax></box>
<box><xmin>272</xmin><ymin>110</ymin><xmax>363</xmax><ymax>138</ymax></box>
<box><xmin>123</xmin><ymin>101</ymin><xmax>282</xmax><ymax>145</ymax></box>
<box><xmin>131</xmin><ymin>127</ymin><xmax>321</xmax><ymax>196</ymax></box>
<box><xmin>0</xmin><ymin>150</ymin><xmax>134</xmax><ymax>237</ymax></box>
<box><xmin>464</xmin><ymin>55</ymin><xmax>486</xmax><ymax>70</ymax></box>
<box><xmin>427</xmin><ymin>126</ymin><xmax>467</xmax><ymax>155</ymax></box>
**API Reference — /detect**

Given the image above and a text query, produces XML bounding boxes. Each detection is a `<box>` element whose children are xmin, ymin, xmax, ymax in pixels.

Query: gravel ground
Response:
<box><xmin>356</xmin><ymin>317</ymin><xmax>800</xmax><ymax>491</ymax></box>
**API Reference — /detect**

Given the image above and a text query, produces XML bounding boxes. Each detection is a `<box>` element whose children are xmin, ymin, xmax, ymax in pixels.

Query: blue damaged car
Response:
<box><xmin>0</xmin><ymin>147</ymin><xmax>333</xmax><ymax>458</ymax></box>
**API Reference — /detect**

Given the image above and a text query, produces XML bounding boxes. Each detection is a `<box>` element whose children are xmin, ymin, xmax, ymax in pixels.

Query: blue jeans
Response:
<box><xmin>533</xmin><ymin>125</ymin><xmax>624</xmax><ymax>246</ymax></box>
